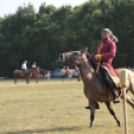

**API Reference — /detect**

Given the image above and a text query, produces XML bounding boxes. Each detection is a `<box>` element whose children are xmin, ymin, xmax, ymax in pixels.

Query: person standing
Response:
<box><xmin>61</xmin><ymin>66</ymin><xmax>66</xmax><ymax>82</ymax></box>
<box><xmin>66</xmin><ymin>66</ymin><xmax>71</xmax><ymax>82</ymax></box>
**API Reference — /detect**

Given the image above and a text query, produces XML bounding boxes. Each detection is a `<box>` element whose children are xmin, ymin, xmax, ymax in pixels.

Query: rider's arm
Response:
<box><xmin>100</xmin><ymin>42</ymin><xmax>116</xmax><ymax>61</ymax></box>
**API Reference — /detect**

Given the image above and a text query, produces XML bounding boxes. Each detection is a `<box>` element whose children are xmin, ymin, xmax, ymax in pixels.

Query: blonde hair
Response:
<box><xmin>110</xmin><ymin>34</ymin><xmax>118</xmax><ymax>43</ymax></box>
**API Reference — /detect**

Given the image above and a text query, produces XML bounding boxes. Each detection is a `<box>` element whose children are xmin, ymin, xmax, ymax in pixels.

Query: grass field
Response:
<box><xmin>0</xmin><ymin>78</ymin><xmax>134</xmax><ymax>134</ymax></box>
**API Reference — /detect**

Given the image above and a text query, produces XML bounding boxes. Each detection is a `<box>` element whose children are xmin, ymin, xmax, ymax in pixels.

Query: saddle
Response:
<box><xmin>28</xmin><ymin>68</ymin><xmax>39</xmax><ymax>73</ymax></box>
<box><xmin>89</xmin><ymin>59</ymin><xmax>121</xmax><ymax>97</ymax></box>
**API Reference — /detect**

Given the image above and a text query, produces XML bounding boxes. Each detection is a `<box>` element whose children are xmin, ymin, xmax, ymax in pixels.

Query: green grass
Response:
<box><xmin>0</xmin><ymin>78</ymin><xmax>134</xmax><ymax>134</ymax></box>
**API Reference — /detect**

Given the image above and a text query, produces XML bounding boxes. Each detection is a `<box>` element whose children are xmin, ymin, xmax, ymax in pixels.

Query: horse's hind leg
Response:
<box><xmin>105</xmin><ymin>101</ymin><xmax>120</xmax><ymax>127</ymax></box>
<box><xmin>36</xmin><ymin>78</ymin><xmax>39</xmax><ymax>83</ymax></box>
<box><xmin>121</xmin><ymin>94</ymin><xmax>134</xmax><ymax>109</ymax></box>
<box><xmin>26</xmin><ymin>78</ymin><xmax>30</xmax><ymax>84</ymax></box>
<box><xmin>128</xmin><ymin>82</ymin><xmax>134</xmax><ymax>95</ymax></box>
<box><xmin>85</xmin><ymin>101</ymin><xmax>100</xmax><ymax>110</ymax></box>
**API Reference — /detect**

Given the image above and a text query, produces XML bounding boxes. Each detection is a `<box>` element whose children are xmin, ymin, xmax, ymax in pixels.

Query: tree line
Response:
<box><xmin>0</xmin><ymin>0</ymin><xmax>134</xmax><ymax>77</ymax></box>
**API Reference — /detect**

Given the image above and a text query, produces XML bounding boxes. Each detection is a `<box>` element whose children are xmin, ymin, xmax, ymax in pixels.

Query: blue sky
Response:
<box><xmin>0</xmin><ymin>0</ymin><xmax>89</xmax><ymax>17</ymax></box>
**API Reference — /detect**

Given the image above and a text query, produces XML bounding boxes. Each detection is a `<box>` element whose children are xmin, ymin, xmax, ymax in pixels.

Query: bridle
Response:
<box><xmin>61</xmin><ymin>51</ymin><xmax>92</xmax><ymax>64</ymax></box>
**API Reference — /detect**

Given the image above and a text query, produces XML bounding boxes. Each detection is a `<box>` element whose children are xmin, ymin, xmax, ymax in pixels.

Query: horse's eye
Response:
<box><xmin>74</xmin><ymin>52</ymin><xmax>77</xmax><ymax>55</ymax></box>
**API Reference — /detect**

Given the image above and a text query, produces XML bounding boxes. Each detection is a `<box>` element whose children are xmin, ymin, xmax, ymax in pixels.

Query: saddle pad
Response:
<box><xmin>101</xmin><ymin>65</ymin><xmax>120</xmax><ymax>88</ymax></box>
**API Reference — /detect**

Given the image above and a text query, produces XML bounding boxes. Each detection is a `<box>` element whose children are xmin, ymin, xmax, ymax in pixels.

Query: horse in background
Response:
<box><xmin>31</xmin><ymin>70</ymin><xmax>47</xmax><ymax>83</ymax></box>
<box><xmin>13</xmin><ymin>68</ymin><xmax>39</xmax><ymax>84</ymax></box>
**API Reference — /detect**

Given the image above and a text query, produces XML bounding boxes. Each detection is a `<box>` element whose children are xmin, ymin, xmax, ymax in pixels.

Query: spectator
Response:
<box><xmin>128</xmin><ymin>66</ymin><xmax>132</xmax><ymax>70</ymax></box>
<box><xmin>61</xmin><ymin>66</ymin><xmax>66</xmax><ymax>82</ymax></box>
<box><xmin>66</xmin><ymin>66</ymin><xmax>71</xmax><ymax>81</ymax></box>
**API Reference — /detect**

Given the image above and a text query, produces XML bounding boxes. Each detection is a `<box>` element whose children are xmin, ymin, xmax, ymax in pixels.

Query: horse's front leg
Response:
<box><xmin>105</xmin><ymin>101</ymin><xmax>120</xmax><ymax>127</ymax></box>
<box><xmin>26</xmin><ymin>77</ymin><xmax>30</xmax><ymax>84</ymax></box>
<box><xmin>26</xmin><ymin>78</ymin><xmax>29</xmax><ymax>84</ymax></box>
<box><xmin>26</xmin><ymin>74</ymin><xmax>32</xmax><ymax>84</ymax></box>
<box><xmin>89</xmin><ymin>102</ymin><xmax>96</xmax><ymax>128</ymax></box>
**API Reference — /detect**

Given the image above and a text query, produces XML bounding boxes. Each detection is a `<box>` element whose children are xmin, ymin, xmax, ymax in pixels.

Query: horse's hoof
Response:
<box><xmin>118</xmin><ymin>121</ymin><xmax>121</xmax><ymax>127</ymax></box>
<box><xmin>90</xmin><ymin>122</ymin><xmax>94</xmax><ymax>128</ymax></box>
<box><xmin>85</xmin><ymin>106</ymin><xmax>90</xmax><ymax>109</ymax></box>
<box><xmin>89</xmin><ymin>125</ymin><xmax>94</xmax><ymax>128</ymax></box>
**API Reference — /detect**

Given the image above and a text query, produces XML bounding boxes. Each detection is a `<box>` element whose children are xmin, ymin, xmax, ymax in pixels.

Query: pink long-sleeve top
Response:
<box><xmin>91</xmin><ymin>40</ymin><xmax>119</xmax><ymax>77</ymax></box>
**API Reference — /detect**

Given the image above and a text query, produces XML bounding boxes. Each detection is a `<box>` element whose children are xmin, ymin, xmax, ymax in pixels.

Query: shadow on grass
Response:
<box><xmin>5</xmin><ymin>126</ymin><xmax>81</xmax><ymax>134</ymax></box>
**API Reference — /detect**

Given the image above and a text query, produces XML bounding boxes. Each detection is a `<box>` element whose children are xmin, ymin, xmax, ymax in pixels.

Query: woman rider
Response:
<box><xmin>91</xmin><ymin>28</ymin><xmax>120</xmax><ymax>103</ymax></box>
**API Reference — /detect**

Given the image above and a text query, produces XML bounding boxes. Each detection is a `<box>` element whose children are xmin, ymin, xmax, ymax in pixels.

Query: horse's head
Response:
<box><xmin>40</xmin><ymin>70</ymin><xmax>46</xmax><ymax>78</ymax></box>
<box><xmin>43</xmin><ymin>71</ymin><xmax>47</xmax><ymax>78</ymax></box>
<box><xmin>59</xmin><ymin>47</ymin><xmax>89</xmax><ymax>65</ymax></box>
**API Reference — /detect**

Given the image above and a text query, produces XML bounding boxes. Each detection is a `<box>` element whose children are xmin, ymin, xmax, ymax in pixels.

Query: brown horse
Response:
<box><xmin>31</xmin><ymin>70</ymin><xmax>46</xmax><ymax>83</ymax></box>
<box><xmin>59</xmin><ymin>48</ymin><xmax>134</xmax><ymax>128</ymax></box>
<box><xmin>14</xmin><ymin>68</ymin><xmax>39</xmax><ymax>84</ymax></box>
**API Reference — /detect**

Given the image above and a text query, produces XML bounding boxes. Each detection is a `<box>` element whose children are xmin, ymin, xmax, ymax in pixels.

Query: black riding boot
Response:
<box><xmin>101</xmin><ymin>68</ymin><xmax>120</xmax><ymax>103</ymax></box>
<box><xmin>25</xmin><ymin>70</ymin><xmax>27</xmax><ymax>77</ymax></box>
<box><xmin>110</xmin><ymin>87</ymin><xmax>120</xmax><ymax>103</ymax></box>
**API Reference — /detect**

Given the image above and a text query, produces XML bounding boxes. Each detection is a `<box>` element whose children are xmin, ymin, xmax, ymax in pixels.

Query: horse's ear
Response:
<box><xmin>81</xmin><ymin>47</ymin><xmax>88</xmax><ymax>53</ymax></box>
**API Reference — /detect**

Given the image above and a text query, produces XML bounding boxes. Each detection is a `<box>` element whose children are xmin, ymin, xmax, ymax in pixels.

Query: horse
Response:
<box><xmin>13</xmin><ymin>68</ymin><xmax>39</xmax><ymax>84</ymax></box>
<box><xmin>59</xmin><ymin>47</ymin><xmax>134</xmax><ymax>128</ymax></box>
<box><xmin>31</xmin><ymin>70</ymin><xmax>46</xmax><ymax>83</ymax></box>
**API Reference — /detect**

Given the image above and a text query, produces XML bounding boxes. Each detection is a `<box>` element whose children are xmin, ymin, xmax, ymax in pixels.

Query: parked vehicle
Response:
<box><xmin>54</xmin><ymin>69</ymin><xmax>62</xmax><ymax>78</ymax></box>
<box><xmin>70</xmin><ymin>69</ymin><xmax>79</xmax><ymax>77</ymax></box>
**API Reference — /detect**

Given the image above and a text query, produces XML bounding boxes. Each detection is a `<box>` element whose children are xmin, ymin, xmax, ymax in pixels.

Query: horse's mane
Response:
<box><xmin>86</xmin><ymin>52</ymin><xmax>97</xmax><ymax>70</ymax></box>
<box><xmin>39</xmin><ymin>70</ymin><xmax>45</xmax><ymax>74</ymax></box>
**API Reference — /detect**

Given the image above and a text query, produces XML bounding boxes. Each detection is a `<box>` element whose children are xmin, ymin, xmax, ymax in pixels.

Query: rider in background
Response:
<box><xmin>21</xmin><ymin>60</ymin><xmax>27</xmax><ymax>77</ymax></box>
<box><xmin>32</xmin><ymin>62</ymin><xmax>37</xmax><ymax>68</ymax></box>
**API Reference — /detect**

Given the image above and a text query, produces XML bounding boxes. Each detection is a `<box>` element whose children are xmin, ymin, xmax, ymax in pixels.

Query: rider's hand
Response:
<box><xmin>94</xmin><ymin>54</ymin><xmax>101</xmax><ymax>61</ymax></box>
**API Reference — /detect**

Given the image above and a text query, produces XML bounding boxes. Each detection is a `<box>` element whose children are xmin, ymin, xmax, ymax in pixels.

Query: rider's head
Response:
<box><xmin>101</xmin><ymin>28</ymin><xmax>118</xmax><ymax>43</ymax></box>
<box><xmin>24</xmin><ymin>60</ymin><xmax>27</xmax><ymax>64</ymax></box>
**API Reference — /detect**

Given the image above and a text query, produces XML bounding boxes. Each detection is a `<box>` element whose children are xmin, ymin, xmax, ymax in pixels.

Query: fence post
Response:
<box><xmin>47</xmin><ymin>71</ymin><xmax>50</xmax><ymax>89</ymax></box>
<box><xmin>120</xmin><ymin>69</ymin><xmax>129</xmax><ymax>134</ymax></box>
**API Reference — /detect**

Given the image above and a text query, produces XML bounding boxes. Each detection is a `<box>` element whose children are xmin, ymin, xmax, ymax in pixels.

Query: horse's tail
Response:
<box><xmin>13</xmin><ymin>70</ymin><xmax>22</xmax><ymax>77</ymax></box>
<box><xmin>13</xmin><ymin>70</ymin><xmax>19</xmax><ymax>84</ymax></box>
<box><xmin>39</xmin><ymin>70</ymin><xmax>45</xmax><ymax>74</ymax></box>
<box><xmin>13</xmin><ymin>70</ymin><xmax>18</xmax><ymax>77</ymax></box>
<box><xmin>39</xmin><ymin>70</ymin><xmax>46</xmax><ymax>78</ymax></box>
